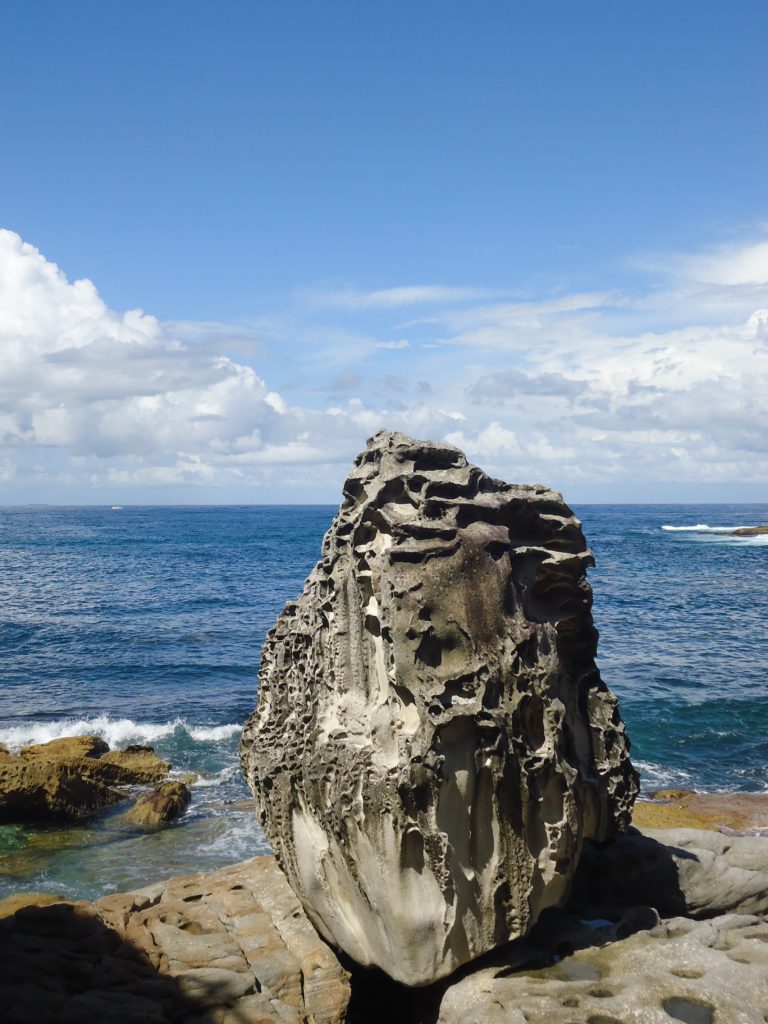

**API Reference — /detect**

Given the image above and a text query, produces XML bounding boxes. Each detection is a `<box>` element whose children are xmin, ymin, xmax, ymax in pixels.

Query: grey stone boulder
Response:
<box><xmin>241</xmin><ymin>430</ymin><xmax>638</xmax><ymax>985</ymax></box>
<box><xmin>574</xmin><ymin>826</ymin><xmax>768</xmax><ymax>919</ymax></box>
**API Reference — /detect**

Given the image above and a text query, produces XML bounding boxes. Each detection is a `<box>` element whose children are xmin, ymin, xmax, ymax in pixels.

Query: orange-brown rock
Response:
<box><xmin>0</xmin><ymin>736</ymin><xmax>170</xmax><ymax>823</ymax></box>
<box><xmin>91</xmin><ymin>745</ymin><xmax>171</xmax><ymax>786</ymax></box>
<box><xmin>121</xmin><ymin>782</ymin><xmax>191</xmax><ymax>827</ymax></box>
<box><xmin>0</xmin><ymin>757</ymin><xmax>124</xmax><ymax>822</ymax></box>
<box><xmin>19</xmin><ymin>735</ymin><xmax>109</xmax><ymax>761</ymax></box>
<box><xmin>632</xmin><ymin>789</ymin><xmax>768</xmax><ymax>832</ymax></box>
<box><xmin>0</xmin><ymin>892</ymin><xmax>63</xmax><ymax>920</ymax></box>
<box><xmin>17</xmin><ymin>736</ymin><xmax>169</xmax><ymax>786</ymax></box>
<box><xmin>0</xmin><ymin>856</ymin><xmax>350</xmax><ymax>1024</ymax></box>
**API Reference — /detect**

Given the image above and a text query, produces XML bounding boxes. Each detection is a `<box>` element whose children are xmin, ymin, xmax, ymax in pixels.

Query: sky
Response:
<box><xmin>1</xmin><ymin>1</ymin><xmax>767</xmax><ymax>504</ymax></box>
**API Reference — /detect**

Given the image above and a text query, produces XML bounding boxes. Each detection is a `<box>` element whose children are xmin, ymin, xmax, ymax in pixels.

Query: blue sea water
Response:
<box><xmin>0</xmin><ymin>503</ymin><xmax>766</xmax><ymax>900</ymax></box>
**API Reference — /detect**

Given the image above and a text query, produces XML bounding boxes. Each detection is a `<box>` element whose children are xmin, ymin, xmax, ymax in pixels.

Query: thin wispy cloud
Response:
<box><xmin>306</xmin><ymin>285</ymin><xmax>505</xmax><ymax>310</ymax></box>
<box><xmin>632</xmin><ymin>237</ymin><xmax>768</xmax><ymax>288</ymax></box>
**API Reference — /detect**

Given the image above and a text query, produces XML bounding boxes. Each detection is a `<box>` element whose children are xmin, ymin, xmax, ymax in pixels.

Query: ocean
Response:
<box><xmin>1</xmin><ymin>503</ymin><xmax>766</xmax><ymax>901</ymax></box>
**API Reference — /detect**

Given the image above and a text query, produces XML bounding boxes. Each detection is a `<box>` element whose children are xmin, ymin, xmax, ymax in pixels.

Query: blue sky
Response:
<box><xmin>1</xmin><ymin>1</ymin><xmax>767</xmax><ymax>503</ymax></box>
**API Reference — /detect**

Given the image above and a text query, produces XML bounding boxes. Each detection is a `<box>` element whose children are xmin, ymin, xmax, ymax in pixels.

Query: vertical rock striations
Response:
<box><xmin>240</xmin><ymin>431</ymin><xmax>638</xmax><ymax>986</ymax></box>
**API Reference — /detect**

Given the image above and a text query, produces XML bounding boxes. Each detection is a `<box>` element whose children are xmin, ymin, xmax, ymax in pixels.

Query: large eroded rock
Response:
<box><xmin>240</xmin><ymin>431</ymin><xmax>638</xmax><ymax>985</ymax></box>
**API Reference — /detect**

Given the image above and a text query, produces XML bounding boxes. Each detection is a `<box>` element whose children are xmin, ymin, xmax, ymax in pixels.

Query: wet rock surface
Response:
<box><xmin>241</xmin><ymin>430</ymin><xmax>638</xmax><ymax>985</ymax></box>
<box><xmin>730</xmin><ymin>524</ymin><xmax>768</xmax><ymax>536</ymax></box>
<box><xmin>94</xmin><ymin>744</ymin><xmax>172</xmax><ymax>786</ymax></box>
<box><xmin>0</xmin><ymin>736</ymin><xmax>173</xmax><ymax>823</ymax></box>
<box><xmin>0</xmin><ymin>855</ymin><xmax>350</xmax><ymax>1024</ymax></box>
<box><xmin>120</xmin><ymin>781</ymin><xmax>191</xmax><ymax>827</ymax></box>
<box><xmin>0</xmin><ymin>756</ymin><xmax>125</xmax><ymax>822</ymax></box>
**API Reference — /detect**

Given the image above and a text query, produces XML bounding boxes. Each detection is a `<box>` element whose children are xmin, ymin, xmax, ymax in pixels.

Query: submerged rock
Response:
<box><xmin>730</xmin><ymin>524</ymin><xmax>768</xmax><ymax>536</ymax></box>
<box><xmin>241</xmin><ymin>431</ymin><xmax>638</xmax><ymax>985</ymax></box>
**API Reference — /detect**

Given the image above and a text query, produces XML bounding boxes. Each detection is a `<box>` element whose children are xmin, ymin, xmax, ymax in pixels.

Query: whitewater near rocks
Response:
<box><xmin>241</xmin><ymin>431</ymin><xmax>638</xmax><ymax>985</ymax></box>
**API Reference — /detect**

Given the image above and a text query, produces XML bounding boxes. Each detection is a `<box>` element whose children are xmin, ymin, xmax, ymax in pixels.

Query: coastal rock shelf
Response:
<box><xmin>0</xmin><ymin>856</ymin><xmax>350</xmax><ymax>1024</ymax></box>
<box><xmin>0</xmin><ymin>736</ymin><xmax>173</xmax><ymax>823</ymax></box>
<box><xmin>437</xmin><ymin>907</ymin><xmax>768</xmax><ymax>1024</ymax></box>
<box><xmin>240</xmin><ymin>430</ymin><xmax>639</xmax><ymax>985</ymax></box>
<box><xmin>2</xmin><ymin>830</ymin><xmax>765</xmax><ymax>1023</ymax></box>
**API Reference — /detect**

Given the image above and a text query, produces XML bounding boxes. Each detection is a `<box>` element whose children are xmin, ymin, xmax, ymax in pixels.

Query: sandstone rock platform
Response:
<box><xmin>0</xmin><ymin>856</ymin><xmax>350</xmax><ymax>1024</ymax></box>
<box><xmin>1</xmin><ymin>828</ymin><xmax>765</xmax><ymax>1022</ymax></box>
<box><xmin>437</xmin><ymin>908</ymin><xmax>768</xmax><ymax>1024</ymax></box>
<box><xmin>355</xmin><ymin>826</ymin><xmax>768</xmax><ymax>1023</ymax></box>
<box><xmin>241</xmin><ymin>430</ymin><xmax>638</xmax><ymax>985</ymax></box>
<box><xmin>632</xmin><ymin>788</ymin><xmax>768</xmax><ymax>833</ymax></box>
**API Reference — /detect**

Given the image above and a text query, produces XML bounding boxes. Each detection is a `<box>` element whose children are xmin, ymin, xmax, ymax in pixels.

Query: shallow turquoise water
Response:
<box><xmin>0</xmin><ymin>503</ymin><xmax>765</xmax><ymax>899</ymax></box>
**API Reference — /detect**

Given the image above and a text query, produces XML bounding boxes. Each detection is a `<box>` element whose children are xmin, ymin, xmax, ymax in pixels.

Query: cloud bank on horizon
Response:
<box><xmin>1</xmin><ymin>227</ymin><xmax>767</xmax><ymax>502</ymax></box>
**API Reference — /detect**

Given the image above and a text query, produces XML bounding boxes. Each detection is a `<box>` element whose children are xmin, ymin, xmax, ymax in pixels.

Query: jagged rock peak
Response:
<box><xmin>240</xmin><ymin>430</ymin><xmax>638</xmax><ymax>986</ymax></box>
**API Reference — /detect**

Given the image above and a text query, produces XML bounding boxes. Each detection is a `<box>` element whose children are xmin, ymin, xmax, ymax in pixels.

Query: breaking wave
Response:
<box><xmin>0</xmin><ymin>716</ymin><xmax>242</xmax><ymax>753</ymax></box>
<box><xmin>661</xmin><ymin>524</ymin><xmax>742</xmax><ymax>532</ymax></box>
<box><xmin>660</xmin><ymin>523</ymin><xmax>768</xmax><ymax>544</ymax></box>
<box><xmin>633</xmin><ymin>759</ymin><xmax>694</xmax><ymax>792</ymax></box>
<box><xmin>189</xmin><ymin>765</ymin><xmax>242</xmax><ymax>788</ymax></box>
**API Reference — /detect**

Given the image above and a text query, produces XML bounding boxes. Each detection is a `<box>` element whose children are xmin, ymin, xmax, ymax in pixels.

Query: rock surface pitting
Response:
<box><xmin>241</xmin><ymin>431</ymin><xmax>638</xmax><ymax>985</ymax></box>
<box><xmin>437</xmin><ymin>908</ymin><xmax>768</xmax><ymax>1024</ymax></box>
<box><xmin>3</xmin><ymin>830</ymin><xmax>765</xmax><ymax>1023</ymax></box>
<box><xmin>0</xmin><ymin>856</ymin><xmax>350</xmax><ymax>1024</ymax></box>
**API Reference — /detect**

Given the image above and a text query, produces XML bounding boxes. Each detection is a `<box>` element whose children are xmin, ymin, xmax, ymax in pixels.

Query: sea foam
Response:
<box><xmin>0</xmin><ymin>716</ymin><xmax>241</xmax><ymax>753</ymax></box>
<box><xmin>661</xmin><ymin>524</ymin><xmax>742</xmax><ymax>532</ymax></box>
<box><xmin>660</xmin><ymin>523</ymin><xmax>768</xmax><ymax>544</ymax></box>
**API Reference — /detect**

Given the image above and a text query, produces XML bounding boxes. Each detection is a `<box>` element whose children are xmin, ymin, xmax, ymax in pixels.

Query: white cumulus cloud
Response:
<box><xmin>2</xmin><ymin>228</ymin><xmax>767</xmax><ymax>501</ymax></box>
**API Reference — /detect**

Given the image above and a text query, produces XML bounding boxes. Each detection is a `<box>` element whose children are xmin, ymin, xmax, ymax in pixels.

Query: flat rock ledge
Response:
<box><xmin>373</xmin><ymin>827</ymin><xmax>768</xmax><ymax>1024</ymax></box>
<box><xmin>437</xmin><ymin>828</ymin><xmax>768</xmax><ymax>1024</ymax></box>
<box><xmin>241</xmin><ymin>431</ymin><xmax>638</xmax><ymax>986</ymax></box>
<box><xmin>437</xmin><ymin>909</ymin><xmax>768</xmax><ymax>1024</ymax></box>
<box><xmin>1</xmin><ymin>829</ymin><xmax>766</xmax><ymax>1022</ymax></box>
<box><xmin>0</xmin><ymin>855</ymin><xmax>350</xmax><ymax>1024</ymax></box>
<box><xmin>633</xmin><ymin>788</ymin><xmax>768</xmax><ymax>833</ymax></box>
